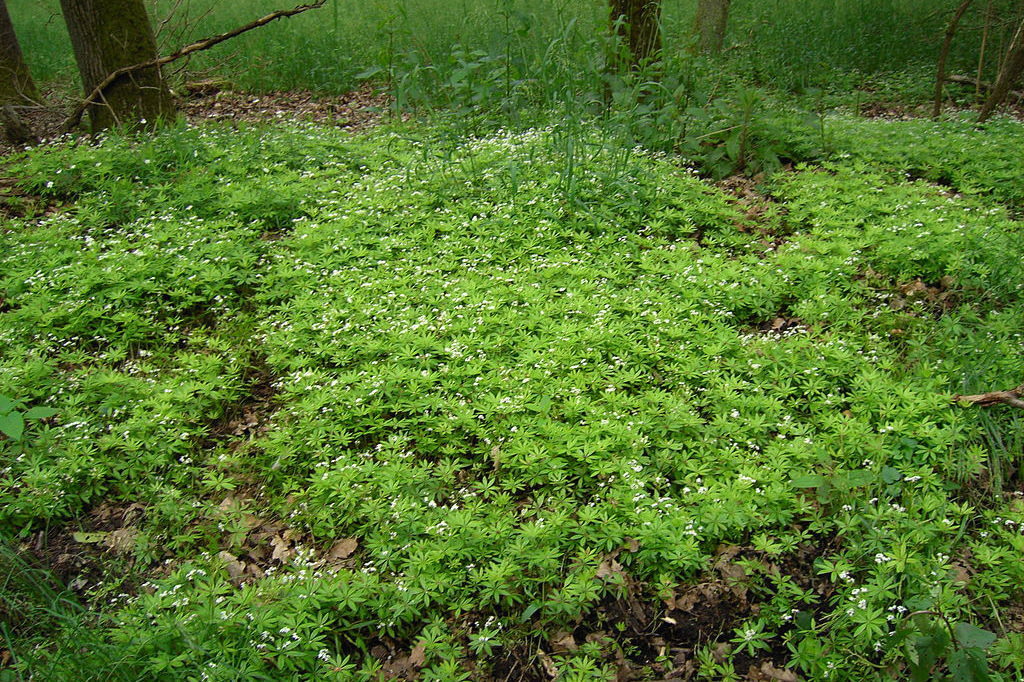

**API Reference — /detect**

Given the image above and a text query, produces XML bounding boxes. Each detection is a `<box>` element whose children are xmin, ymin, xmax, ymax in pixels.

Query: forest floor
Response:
<box><xmin>4</xmin><ymin>79</ymin><xmax>1024</xmax><ymax>161</ymax></box>
<box><xmin>2</xmin><ymin>85</ymin><xmax>1024</xmax><ymax>681</ymax></box>
<box><xmin>0</xmin><ymin>83</ymin><xmax>393</xmax><ymax>159</ymax></box>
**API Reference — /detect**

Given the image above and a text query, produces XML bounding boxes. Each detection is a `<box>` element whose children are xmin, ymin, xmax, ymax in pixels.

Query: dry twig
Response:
<box><xmin>945</xmin><ymin>74</ymin><xmax>1024</xmax><ymax>102</ymax></box>
<box><xmin>955</xmin><ymin>384</ymin><xmax>1024</xmax><ymax>409</ymax></box>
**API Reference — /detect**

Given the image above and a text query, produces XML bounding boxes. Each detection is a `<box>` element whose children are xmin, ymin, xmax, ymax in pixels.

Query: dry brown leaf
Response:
<box><xmin>104</xmin><ymin>527</ymin><xmax>138</xmax><ymax>555</ymax></box>
<box><xmin>270</xmin><ymin>535</ymin><xmax>293</xmax><ymax>563</ymax></box>
<box><xmin>715</xmin><ymin>544</ymin><xmax>742</xmax><ymax>561</ymax></box>
<box><xmin>716</xmin><ymin>560</ymin><xmax>748</xmax><ymax>599</ymax></box>
<box><xmin>673</xmin><ymin>587</ymin><xmax>702</xmax><ymax>612</ymax></box>
<box><xmin>626</xmin><ymin>537</ymin><xmax>640</xmax><ymax>553</ymax></box>
<box><xmin>538</xmin><ymin>649</ymin><xmax>559</xmax><ymax>679</ymax></box>
<box><xmin>408</xmin><ymin>642</ymin><xmax>426</xmax><ymax>669</ymax></box>
<box><xmin>758</xmin><ymin>661</ymin><xmax>800</xmax><ymax>682</ymax></box>
<box><xmin>550</xmin><ymin>631</ymin><xmax>578</xmax><ymax>653</ymax></box>
<box><xmin>596</xmin><ymin>557</ymin><xmax>623</xmax><ymax>580</ymax></box>
<box><xmin>329</xmin><ymin>538</ymin><xmax>358</xmax><ymax>560</ymax></box>
<box><xmin>218</xmin><ymin>551</ymin><xmax>246</xmax><ymax>581</ymax></box>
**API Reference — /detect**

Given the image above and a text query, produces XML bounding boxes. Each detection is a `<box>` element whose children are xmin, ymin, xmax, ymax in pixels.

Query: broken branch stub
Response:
<box><xmin>954</xmin><ymin>384</ymin><xmax>1024</xmax><ymax>410</ymax></box>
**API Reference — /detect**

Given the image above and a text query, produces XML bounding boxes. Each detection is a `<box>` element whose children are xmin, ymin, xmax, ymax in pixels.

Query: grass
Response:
<box><xmin>1</xmin><ymin>112</ymin><xmax>1023</xmax><ymax>679</ymax></box>
<box><xmin>8</xmin><ymin>0</ymin><xmax>1021</xmax><ymax>101</ymax></box>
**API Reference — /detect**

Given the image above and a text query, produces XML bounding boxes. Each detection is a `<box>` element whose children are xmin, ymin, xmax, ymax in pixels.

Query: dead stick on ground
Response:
<box><xmin>955</xmin><ymin>384</ymin><xmax>1024</xmax><ymax>409</ymax></box>
<box><xmin>62</xmin><ymin>0</ymin><xmax>326</xmax><ymax>132</ymax></box>
<box><xmin>945</xmin><ymin>74</ymin><xmax>1024</xmax><ymax>102</ymax></box>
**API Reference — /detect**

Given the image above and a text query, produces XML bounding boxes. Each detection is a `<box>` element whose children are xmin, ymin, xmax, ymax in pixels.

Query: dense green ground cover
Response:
<box><xmin>1</xmin><ymin>113</ymin><xmax>1023</xmax><ymax>679</ymax></box>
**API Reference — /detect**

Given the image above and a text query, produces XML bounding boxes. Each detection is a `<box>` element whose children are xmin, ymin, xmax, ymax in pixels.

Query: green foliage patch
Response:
<box><xmin>1</xmin><ymin>117</ymin><xmax>1023</xmax><ymax>680</ymax></box>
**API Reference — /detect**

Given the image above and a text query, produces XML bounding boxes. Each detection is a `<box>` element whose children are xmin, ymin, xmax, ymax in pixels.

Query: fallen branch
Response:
<box><xmin>62</xmin><ymin>0</ymin><xmax>327</xmax><ymax>132</ymax></box>
<box><xmin>945</xmin><ymin>74</ymin><xmax>1024</xmax><ymax>102</ymax></box>
<box><xmin>955</xmin><ymin>384</ymin><xmax>1024</xmax><ymax>409</ymax></box>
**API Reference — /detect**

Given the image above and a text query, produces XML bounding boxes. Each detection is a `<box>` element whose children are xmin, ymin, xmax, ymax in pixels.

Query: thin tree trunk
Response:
<box><xmin>0</xmin><ymin>0</ymin><xmax>38</xmax><ymax>105</ymax></box>
<box><xmin>59</xmin><ymin>0</ymin><xmax>175</xmax><ymax>132</ymax></box>
<box><xmin>692</xmin><ymin>0</ymin><xmax>731</xmax><ymax>55</ymax></box>
<box><xmin>978</xmin><ymin>12</ymin><xmax>1024</xmax><ymax>121</ymax></box>
<box><xmin>933</xmin><ymin>0</ymin><xmax>975</xmax><ymax>119</ymax></box>
<box><xmin>976</xmin><ymin>0</ymin><xmax>993</xmax><ymax>99</ymax></box>
<box><xmin>609</xmin><ymin>0</ymin><xmax>663</xmax><ymax>71</ymax></box>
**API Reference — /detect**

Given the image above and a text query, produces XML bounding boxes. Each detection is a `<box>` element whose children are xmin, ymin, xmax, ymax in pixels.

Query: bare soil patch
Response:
<box><xmin>0</xmin><ymin>83</ymin><xmax>393</xmax><ymax>160</ymax></box>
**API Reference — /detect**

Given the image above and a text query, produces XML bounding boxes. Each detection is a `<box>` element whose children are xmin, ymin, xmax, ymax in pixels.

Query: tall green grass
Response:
<box><xmin>0</xmin><ymin>542</ymin><xmax>149</xmax><ymax>681</ymax></box>
<box><xmin>8</xmin><ymin>0</ymin><xmax>1020</xmax><ymax>101</ymax></box>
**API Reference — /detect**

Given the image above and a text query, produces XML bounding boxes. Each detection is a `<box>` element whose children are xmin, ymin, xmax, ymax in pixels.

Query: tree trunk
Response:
<box><xmin>932</xmin><ymin>0</ymin><xmax>975</xmax><ymax>119</ymax></box>
<box><xmin>609</xmin><ymin>0</ymin><xmax>663</xmax><ymax>70</ymax></box>
<box><xmin>978</xmin><ymin>12</ymin><xmax>1024</xmax><ymax>122</ymax></box>
<box><xmin>692</xmin><ymin>0</ymin><xmax>731</xmax><ymax>55</ymax></box>
<box><xmin>59</xmin><ymin>0</ymin><xmax>175</xmax><ymax>132</ymax></box>
<box><xmin>0</xmin><ymin>0</ymin><xmax>38</xmax><ymax>105</ymax></box>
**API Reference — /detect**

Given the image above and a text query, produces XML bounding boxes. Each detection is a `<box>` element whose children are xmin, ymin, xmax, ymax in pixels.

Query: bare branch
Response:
<box><xmin>945</xmin><ymin>74</ymin><xmax>1024</xmax><ymax>102</ymax></box>
<box><xmin>955</xmin><ymin>384</ymin><xmax>1024</xmax><ymax>409</ymax></box>
<box><xmin>62</xmin><ymin>0</ymin><xmax>327</xmax><ymax>132</ymax></box>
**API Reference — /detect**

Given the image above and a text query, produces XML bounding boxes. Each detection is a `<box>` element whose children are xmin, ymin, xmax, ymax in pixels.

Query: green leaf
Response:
<box><xmin>881</xmin><ymin>466</ymin><xmax>903</xmax><ymax>484</ymax></box>
<box><xmin>910</xmin><ymin>632</ymin><xmax>945</xmax><ymax>682</ymax></box>
<box><xmin>0</xmin><ymin>411</ymin><xmax>24</xmax><ymax>441</ymax></box>
<box><xmin>954</xmin><ymin>622</ymin><xmax>997</xmax><ymax>651</ymax></box>
<box><xmin>948</xmin><ymin>647</ymin><xmax>992</xmax><ymax>682</ymax></box>
<box><xmin>790</xmin><ymin>474</ymin><xmax>826</xmax><ymax>488</ymax></box>
<box><xmin>834</xmin><ymin>469</ymin><xmax>875</xmax><ymax>490</ymax></box>
<box><xmin>72</xmin><ymin>532</ymin><xmax>107</xmax><ymax>544</ymax></box>
<box><xmin>23</xmin><ymin>406</ymin><xmax>59</xmax><ymax>420</ymax></box>
<box><xmin>530</xmin><ymin>396</ymin><xmax>552</xmax><ymax>414</ymax></box>
<box><xmin>519</xmin><ymin>602</ymin><xmax>541</xmax><ymax>622</ymax></box>
<box><xmin>794</xmin><ymin>610</ymin><xmax>813</xmax><ymax>631</ymax></box>
<box><xmin>725</xmin><ymin>133</ymin><xmax>741</xmax><ymax>161</ymax></box>
<box><xmin>0</xmin><ymin>395</ymin><xmax>15</xmax><ymax>414</ymax></box>
<box><xmin>354</xmin><ymin>66</ymin><xmax>384</xmax><ymax>80</ymax></box>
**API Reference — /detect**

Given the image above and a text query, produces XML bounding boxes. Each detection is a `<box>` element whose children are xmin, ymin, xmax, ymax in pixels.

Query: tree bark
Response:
<box><xmin>0</xmin><ymin>0</ymin><xmax>38</xmax><ymax>105</ymax></box>
<box><xmin>62</xmin><ymin>0</ymin><xmax>326</xmax><ymax>132</ymax></box>
<box><xmin>609</xmin><ymin>0</ymin><xmax>662</xmax><ymax>70</ymax></box>
<box><xmin>59</xmin><ymin>0</ymin><xmax>175</xmax><ymax>132</ymax></box>
<box><xmin>978</xmin><ymin>12</ymin><xmax>1024</xmax><ymax>122</ymax></box>
<box><xmin>692</xmin><ymin>0</ymin><xmax>731</xmax><ymax>55</ymax></box>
